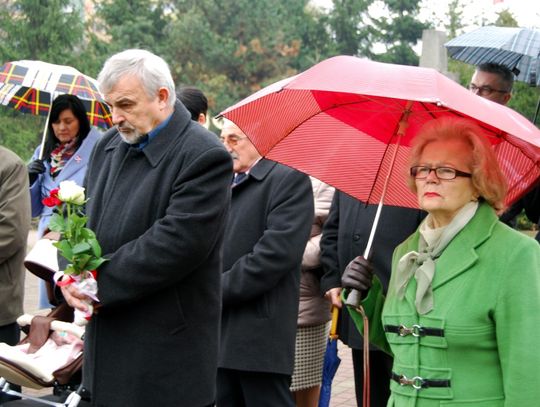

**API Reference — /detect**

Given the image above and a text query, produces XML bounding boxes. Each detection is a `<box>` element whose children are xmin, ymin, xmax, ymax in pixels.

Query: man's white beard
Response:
<box><xmin>117</xmin><ymin>123</ymin><xmax>147</xmax><ymax>145</ymax></box>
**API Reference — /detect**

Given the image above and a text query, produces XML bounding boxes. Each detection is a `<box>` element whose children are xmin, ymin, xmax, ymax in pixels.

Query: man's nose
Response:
<box><xmin>110</xmin><ymin>107</ymin><xmax>124</xmax><ymax>124</ymax></box>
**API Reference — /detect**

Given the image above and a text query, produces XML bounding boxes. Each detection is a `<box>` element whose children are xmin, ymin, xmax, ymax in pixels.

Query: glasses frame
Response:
<box><xmin>410</xmin><ymin>166</ymin><xmax>472</xmax><ymax>180</ymax></box>
<box><xmin>220</xmin><ymin>135</ymin><xmax>248</xmax><ymax>146</ymax></box>
<box><xmin>468</xmin><ymin>83</ymin><xmax>510</xmax><ymax>96</ymax></box>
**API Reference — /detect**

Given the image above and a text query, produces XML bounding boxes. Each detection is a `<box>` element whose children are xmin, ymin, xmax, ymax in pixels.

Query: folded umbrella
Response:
<box><xmin>318</xmin><ymin>306</ymin><xmax>341</xmax><ymax>407</ymax></box>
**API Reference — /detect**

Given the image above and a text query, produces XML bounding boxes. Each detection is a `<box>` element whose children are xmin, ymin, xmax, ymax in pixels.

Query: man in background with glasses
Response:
<box><xmin>469</xmin><ymin>62</ymin><xmax>513</xmax><ymax>106</ymax></box>
<box><xmin>469</xmin><ymin>62</ymin><xmax>539</xmax><ymax>242</ymax></box>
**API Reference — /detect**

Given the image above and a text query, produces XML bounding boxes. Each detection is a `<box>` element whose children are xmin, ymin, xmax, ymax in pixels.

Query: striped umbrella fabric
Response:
<box><xmin>221</xmin><ymin>56</ymin><xmax>540</xmax><ymax>210</ymax></box>
<box><xmin>445</xmin><ymin>26</ymin><xmax>540</xmax><ymax>86</ymax></box>
<box><xmin>0</xmin><ymin>60</ymin><xmax>112</xmax><ymax>129</ymax></box>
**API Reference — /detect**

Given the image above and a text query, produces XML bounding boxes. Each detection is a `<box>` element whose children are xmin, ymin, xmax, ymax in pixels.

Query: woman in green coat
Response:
<box><xmin>342</xmin><ymin>117</ymin><xmax>540</xmax><ymax>406</ymax></box>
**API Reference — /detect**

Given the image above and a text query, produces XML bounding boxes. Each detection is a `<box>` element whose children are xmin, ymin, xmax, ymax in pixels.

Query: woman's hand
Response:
<box><xmin>324</xmin><ymin>287</ymin><xmax>342</xmax><ymax>308</ymax></box>
<box><xmin>27</xmin><ymin>159</ymin><xmax>45</xmax><ymax>184</ymax></box>
<box><xmin>341</xmin><ymin>256</ymin><xmax>374</xmax><ymax>296</ymax></box>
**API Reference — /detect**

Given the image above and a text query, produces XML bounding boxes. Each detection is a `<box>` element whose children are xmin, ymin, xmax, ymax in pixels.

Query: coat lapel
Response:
<box><xmin>232</xmin><ymin>159</ymin><xmax>276</xmax><ymax>191</ymax></box>
<box><xmin>432</xmin><ymin>203</ymin><xmax>497</xmax><ymax>290</ymax></box>
<box><xmin>142</xmin><ymin>101</ymin><xmax>191</xmax><ymax>168</ymax></box>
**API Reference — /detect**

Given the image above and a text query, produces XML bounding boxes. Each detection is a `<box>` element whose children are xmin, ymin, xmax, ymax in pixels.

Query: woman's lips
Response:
<box><xmin>424</xmin><ymin>192</ymin><xmax>441</xmax><ymax>198</ymax></box>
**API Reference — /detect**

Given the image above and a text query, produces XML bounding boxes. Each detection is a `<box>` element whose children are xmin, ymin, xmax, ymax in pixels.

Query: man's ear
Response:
<box><xmin>157</xmin><ymin>87</ymin><xmax>170</xmax><ymax>108</ymax></box>
<box><xmin>503</xmin><ymin>92</ymin><xmax>512</xmax><ymax>105</ymax></box>
<box><xmin>198</xmin><ymin>113</ymin><xmax>208</xmax><ymax>127</ymax></box>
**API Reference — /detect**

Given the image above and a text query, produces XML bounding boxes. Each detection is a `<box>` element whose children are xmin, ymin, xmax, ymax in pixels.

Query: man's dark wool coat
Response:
<box><xmin>219</xmin><ymin>159</ymin><xmax>313</xmax><ymax>375</ymax></box>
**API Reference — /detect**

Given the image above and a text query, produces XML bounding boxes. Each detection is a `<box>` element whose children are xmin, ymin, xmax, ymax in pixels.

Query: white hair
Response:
<box><xmin>98</xmin><ymin>49</ymin><xmax>176</xmax><ymax>107</ymax></box>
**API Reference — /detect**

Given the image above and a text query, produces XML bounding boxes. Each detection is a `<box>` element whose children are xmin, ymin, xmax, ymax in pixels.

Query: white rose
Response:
<box><xmin>58</xmin><ymin>180</ymin><xmax>86</xmax><ymax>205</ymax></box>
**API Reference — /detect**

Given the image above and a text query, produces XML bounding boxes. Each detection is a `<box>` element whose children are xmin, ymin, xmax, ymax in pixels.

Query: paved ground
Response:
<box><xmin>20</xmin><ymin>231</ymin><xmax>359</xmax><ymax>406</ymax></box>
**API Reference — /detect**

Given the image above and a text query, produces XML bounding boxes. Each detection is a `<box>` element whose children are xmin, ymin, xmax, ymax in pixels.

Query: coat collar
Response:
<box><xmin>247</xmin><ymin>158</ymin><xmax>277</xmax><ymax>182</ymax></box>
<box><xmin>431</xmin><ymin>202</ymin><xmax>498</xmax><ymax>289</ymax></box>
<box><xmin>104</xmin><ymin>100</ymin><xmax>192</xmax><ymax>167</ymax></box>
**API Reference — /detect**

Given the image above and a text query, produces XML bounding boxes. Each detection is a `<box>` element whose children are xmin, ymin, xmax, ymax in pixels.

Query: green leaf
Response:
<box><xmin>64</xmin><ymin>264</ymin><xmax>80</xmax><ymax>276</ymax></box>
<box><xmin>54</xmin><ymin>240</ymin><xmax>73</xmax><ymax>260</ymax></box>
<box><xmin>73</xmin><ymin>254</ymin><xmax>92</xmax><ymax>271</ymax></box>
<box><xmin>48</xmin><ymin>213</ymin><xmax>66</xmax><ymax>232</ymax></box>
<box><xmin>72</xmin><ymin>242</ymin><xmax>92</xmax><ymax>255</ymax></box>
<box><xmin>80</xmin><ymin>228</ymin><xmax>96</xmax><ymax>240</ymax></box>
<box><xmin>86</xmin><ymin>257</ymin><xmax>108</xmax><ymax>270</ymax></box>
<box><xmin>88</xmin><ymin>238</ymin><xmax>102</xmax><ymax>258</ymax></box>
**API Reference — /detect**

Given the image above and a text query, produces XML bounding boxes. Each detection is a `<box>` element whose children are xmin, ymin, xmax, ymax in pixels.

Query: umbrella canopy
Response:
<box><xmin>221</xmin><ymin>56</ymin><xmax>540</xmax><ymax>211</ymax></box>
<box><xmin>445</xmin><ymin>26</ymin><xmax>540</xmax><ymax>86</ymax></box>
<box><xmin>318</xmin><ymin>307</ymin><xmax>341</xmax><ymax>407</ymax></box>
<box><xmin>0</xmin><ymin>60</ymin><xmax>112</xmax><ymax>129</ymax></box>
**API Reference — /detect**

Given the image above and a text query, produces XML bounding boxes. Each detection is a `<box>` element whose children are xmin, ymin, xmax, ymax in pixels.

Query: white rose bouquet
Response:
<box><xmin>43</xmin><ymin>180</ymin><xmax>107</xmax><ymax>325</ymax></box>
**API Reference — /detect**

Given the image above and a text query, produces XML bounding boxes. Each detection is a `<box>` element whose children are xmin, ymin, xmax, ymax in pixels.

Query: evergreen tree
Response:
<box><xmin>0</xmin><ymin>0</ymin><xmax>85</xmax><ymax>65</ymax></box>
<box><xmin>371</xmin><ymin>0</ymin><xmax>429</xmax><ymax>66</ymax></box>
<box><xmin>329</xmin><ymin>0</ymin><xmax>374</xmax><ymax>57</ymax></box>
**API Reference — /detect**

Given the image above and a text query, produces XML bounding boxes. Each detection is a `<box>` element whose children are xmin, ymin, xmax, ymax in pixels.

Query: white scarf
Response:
<box><xmin>394</xmin><ymin>201</ymin><xmax>478</xmax><ymax>314</ymax></box>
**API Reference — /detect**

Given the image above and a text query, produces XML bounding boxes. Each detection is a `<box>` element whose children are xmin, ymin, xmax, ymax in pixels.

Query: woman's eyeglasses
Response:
<box><xmin>410</xmin><ymin>166</ymin><xmax>472</xmax><ymax>180</ymax></box>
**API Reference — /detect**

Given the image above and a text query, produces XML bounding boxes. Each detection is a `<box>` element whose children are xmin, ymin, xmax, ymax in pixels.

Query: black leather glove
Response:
<box><xmin>28</xmin><ymin>159</ymin><xmax>46</xmax><ymax>184</ymax></box>
<box><xmin>341</xmin><ymin>256</ymin><xmax>374</xmax><ymax>296</ymax></box>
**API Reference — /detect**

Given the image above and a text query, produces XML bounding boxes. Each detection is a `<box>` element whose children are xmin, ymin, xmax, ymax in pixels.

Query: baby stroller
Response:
<box><xmin>0</xmin><ymin>233</ymin><xmax>89</xmax><ymax>407</ymax></box>
<box><xmin>0</xmin><ymin>303</ymin><xmax>89</xmax><ymax>407</ymax></box>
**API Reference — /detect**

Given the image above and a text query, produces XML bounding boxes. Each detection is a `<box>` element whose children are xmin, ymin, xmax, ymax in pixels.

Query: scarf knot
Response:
<box><xmin>394</xmin><ymin>202</ymin><xmax>478</xmax><ymax>315</ymax></box>
<box><xmin>50</xmin><ymin>137</ymin><xmax>78</xmax><ymax>177</ymax></box>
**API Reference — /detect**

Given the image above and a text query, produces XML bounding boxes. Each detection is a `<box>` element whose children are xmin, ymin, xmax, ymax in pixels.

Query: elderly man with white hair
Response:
<box><xmin>217</xmin><ymin>119</ymin><xmax>314</xmax><ymax>407</ymax></box>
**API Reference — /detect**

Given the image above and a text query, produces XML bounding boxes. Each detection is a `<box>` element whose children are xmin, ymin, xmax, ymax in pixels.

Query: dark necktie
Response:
<box><xmin>232</xmin><ymin>172</ymin><xmax>247</xmax><ymax>187</ymax></box>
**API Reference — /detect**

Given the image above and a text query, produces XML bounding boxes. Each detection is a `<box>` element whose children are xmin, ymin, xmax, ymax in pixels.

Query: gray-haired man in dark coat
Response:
<box><xmin>60</xmin><ymin>49</ymin><xmax>232</xmax><ymax>407</ymax></box>
<box><xmin>217</xmin><ymin>119</ymin><xmax>313</xmax><ymax>407</ymax></box>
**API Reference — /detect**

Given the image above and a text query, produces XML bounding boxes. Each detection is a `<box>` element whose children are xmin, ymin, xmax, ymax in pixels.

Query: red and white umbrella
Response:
<box><xmin>221</xmin><ymin>56</ymin><xmax>540</xmax><ymax>208</ymax></box>
<box><xmin>221</xmin><ymin>56</ymin><xmax>540</xmax><ymax>260</ymax></box>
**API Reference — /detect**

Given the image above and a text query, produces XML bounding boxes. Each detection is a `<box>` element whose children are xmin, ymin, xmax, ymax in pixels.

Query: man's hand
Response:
<box><xmin>324</xmin><ymin>287</ymin><xmax>342</xmax><ymax>308</ymax></box>
<box><xmin>60</xmin><ymin>276</ymin><xmax>92</xmax><ymax>313</ymax></box>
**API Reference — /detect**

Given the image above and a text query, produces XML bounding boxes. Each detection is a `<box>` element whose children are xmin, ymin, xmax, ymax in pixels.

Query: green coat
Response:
<box><xmin>346</xmin><ymin>202</ymin><xmax>540</xmax><ymax>406</ymax></box>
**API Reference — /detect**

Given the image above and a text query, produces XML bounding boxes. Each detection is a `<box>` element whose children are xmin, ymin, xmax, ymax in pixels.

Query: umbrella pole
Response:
<box><xmin>345</xmin><ymin>101</ymin><xmax>413</xmax><ymax>307</ymax></box>
<box><xmin>343</xmin><ymin>102</ymin><xmax>412</xmax><ymax>407</ymax></box>
<box><xmin>38</xmin><ymin>105</ymin><xmax>52</xmax><ymax>160</ymax></box>
<box><xmin>533</xmin><ymin>95</ymin><xmax>540</xmax><ymax>126</ymax></box>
